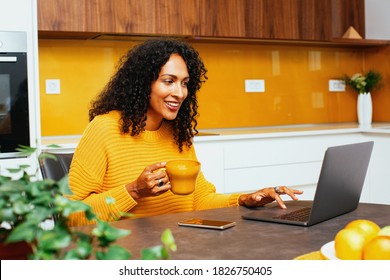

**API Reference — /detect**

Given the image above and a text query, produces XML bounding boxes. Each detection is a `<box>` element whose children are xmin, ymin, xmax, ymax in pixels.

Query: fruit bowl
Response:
<box><xmin>320</xmin><ymin>241</ymin><xmax>339</xmax><ymax>260</ymax></box>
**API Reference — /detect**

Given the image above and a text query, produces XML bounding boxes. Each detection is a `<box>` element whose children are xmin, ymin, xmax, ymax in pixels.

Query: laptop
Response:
<box><xmin>241</xmin><ymin>141</ymin><xmax>374</xmax><ymax>226</ymax></box>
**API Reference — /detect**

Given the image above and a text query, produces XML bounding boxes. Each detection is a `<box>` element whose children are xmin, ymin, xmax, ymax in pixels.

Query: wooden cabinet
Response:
<box><xmin>38</xmin><ymin>0</ymin><xmax>200</xmax><ymax>37</ymax></box>
<box><xmin>37</xmin><ymin>0</ymin><xmax>87</xmax><ymax>33</ymax></box>
<box><xmin>199</xmin><ymin>0</ymin><xmax>248</xmax><ymax>38</ymax></box>
<box><xmin>38</xmin><ymin>0</ymin><xmax>365</xmax><ymax>42</ymax></box>
<box><xmin>85</xmin><ymin>0</ymin><xmax>200</xmax><ymax>35</ymax></box>
<box><xmin>199</xmin><ymin>0</ymin><xmax>364</xmax><ymax>41</ymax></box>
<box><xmin>199</xmin><ymin>0</ymin><xmax>332</xmax><ymax>40</ymax></box>
<box><xmin>331</xmin><ymin>0</ymin><xmax>365</xmax><ymax>39</ymax></box>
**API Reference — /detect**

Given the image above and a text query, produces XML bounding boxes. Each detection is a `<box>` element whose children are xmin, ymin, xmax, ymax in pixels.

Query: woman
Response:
<box><xmin>68</xmin><ymin>39</ymin><xmax>303</xmax><ymax>226</ymax></box>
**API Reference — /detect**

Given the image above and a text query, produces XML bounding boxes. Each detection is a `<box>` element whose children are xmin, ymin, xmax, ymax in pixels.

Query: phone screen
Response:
<box><xmin>178</xmin><ymin>218</ymin><xmax>236</xmax><ymax>230</ymax></box>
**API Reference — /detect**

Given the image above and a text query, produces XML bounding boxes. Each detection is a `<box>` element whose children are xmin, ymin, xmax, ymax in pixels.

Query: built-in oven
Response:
<box><xmin>0</xmin><ymin>31</ymin><xmax>29</xmax><ymax>157</ymax></box>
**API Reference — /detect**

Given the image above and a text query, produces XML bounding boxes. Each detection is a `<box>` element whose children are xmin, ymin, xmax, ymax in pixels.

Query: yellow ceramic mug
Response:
<box><xmin>166</xmin><ymin>160</ymin><xmax>200</xmax><ymax>195</ymax></box>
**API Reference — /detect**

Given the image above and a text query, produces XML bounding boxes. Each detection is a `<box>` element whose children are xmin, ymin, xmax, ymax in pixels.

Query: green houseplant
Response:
<box><xmin>343</xmin><ymin>70</ymin><xmax>383</xmax><ymax>94</ymax></box>
<box><xmin>342</xmin><ymin>69</ymin><xmax>383</xmax><ymax>126</ymax></box>
<box><xmin>0</xmin><ymin>145</ymin><xmax>176</xmax><ymax>260</ymax></box>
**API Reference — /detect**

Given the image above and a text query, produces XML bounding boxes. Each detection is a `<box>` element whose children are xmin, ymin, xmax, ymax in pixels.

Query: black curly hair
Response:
<box><xmin>89</xmin><ymin>38</ymin><xmax>208</xmax><ymax>152</ymax></box>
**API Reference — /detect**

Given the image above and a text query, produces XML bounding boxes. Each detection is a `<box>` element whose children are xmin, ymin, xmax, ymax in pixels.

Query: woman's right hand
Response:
<box><xmin>125</xmin><ymin>162</ymin><xmax>171</xmax><ymax>199</ymax></box>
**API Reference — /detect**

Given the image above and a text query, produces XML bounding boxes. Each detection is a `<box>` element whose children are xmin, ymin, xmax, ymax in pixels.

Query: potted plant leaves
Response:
<box><xmin>0</xmin><ymin>145</ymin><xmax>176</xmax><ymax>260</ymax></box>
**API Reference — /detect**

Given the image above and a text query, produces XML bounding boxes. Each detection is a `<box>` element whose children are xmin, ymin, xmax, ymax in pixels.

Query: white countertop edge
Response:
<box><xmin>194</xmin><ymin>127</ymin><xmax>364</xmax><ymax>142</ymax></box>
<box><xmin>194</xmin><ymin>123</ymin><xmax>390</xmax><ymax>142</ymax></box>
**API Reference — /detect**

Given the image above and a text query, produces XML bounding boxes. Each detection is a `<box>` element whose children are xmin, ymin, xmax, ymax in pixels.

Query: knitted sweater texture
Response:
<box><xmin>68</xmin><ymin>111</ymin><xmax>240</xmax><ymax>226</ymax></box>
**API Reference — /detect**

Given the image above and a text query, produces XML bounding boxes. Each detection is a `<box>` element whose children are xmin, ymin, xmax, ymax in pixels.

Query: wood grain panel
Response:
<box><xmin>312</xmin><ymin>0</ymin><xmax>333</xmax><ymax>40</ymax></box>
<box><xmin>242</xmin><ymin>0</ymin><xmax>264</xmax><ymax>38</ymax></box>
<box><xmin>37</xmin><ymin>0</ymin><xmax>86</xmax><ymax>32</ymax></box>
<box><xmin>261</xmin><ymin>0</ymin><xmax>299</xmax><ymax>39</ymax></box>
<box><xmin>85</xmin><ymin>0</ymin><xmax>200</xmax><ymax>35</ymax></box>
<box><xmin>38</xmin><ymin>0</ymin><xmax>200</xmax><ymax>36</ymax></box>
<box><xmin>37</xmin><ymin>0</ymin><xmax>365</xmax><ymax>42</ymax></box>
<box><xmin>331</xmin><ymin>0</ymin><xmax>365</xmax><ymax>38</ymax></box>
<box><xmin>199</xmin><ymin>0</ymin><xmax>335</xmax><ymax>40</ymax></box>
<box><xmin>200</xmin><ymin>0</ymin><xmax>246</xmax><ymax>37</ymax></box>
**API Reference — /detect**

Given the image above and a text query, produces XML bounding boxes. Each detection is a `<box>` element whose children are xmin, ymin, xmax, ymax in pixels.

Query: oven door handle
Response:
<box><xmin>0</xmin><ymin>56</ymin><xmax>17</xmax><ymax>62</ymax></box>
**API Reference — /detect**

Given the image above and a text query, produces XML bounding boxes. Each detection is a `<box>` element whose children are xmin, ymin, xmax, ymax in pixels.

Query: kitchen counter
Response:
<box><xmin>194</xmin><ymin>122</ymin><xmax>390</xmax><ymax>140</ymax></box>
<box><xmin>40</xmin><ymin>122</ymin><xmax>390</xmax><ymax>150</ymax></box>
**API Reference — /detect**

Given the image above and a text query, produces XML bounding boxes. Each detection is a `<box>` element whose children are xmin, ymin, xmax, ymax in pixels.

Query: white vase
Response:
<box><xmin>357</xmin><ymin>92</ymin><xmax>372</xmax><ymax>127</ymax></box>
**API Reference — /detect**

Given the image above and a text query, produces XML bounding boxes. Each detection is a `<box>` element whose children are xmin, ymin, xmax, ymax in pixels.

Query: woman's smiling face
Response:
<box><xmin>146</xmin><ymin>54</ymin><xmax>190</xmax><ymax>131</ymax></box>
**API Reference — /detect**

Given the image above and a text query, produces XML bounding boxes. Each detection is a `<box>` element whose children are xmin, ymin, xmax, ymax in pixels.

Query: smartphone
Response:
<box><xmin>178</xmin><ymin>218</ymin><xmax>236</xmax><ymax>230</ymax></box>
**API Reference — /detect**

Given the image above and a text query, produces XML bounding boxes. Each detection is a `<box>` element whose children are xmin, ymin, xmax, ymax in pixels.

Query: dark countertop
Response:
<box><xmin>76</xmin><ymin>203</ymin><xmax>390</xmax><ymax>260</ymax></box>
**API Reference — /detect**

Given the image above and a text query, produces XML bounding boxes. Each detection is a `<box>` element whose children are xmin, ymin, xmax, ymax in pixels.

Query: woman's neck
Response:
<box><xmin>145</xmin><ymin>118</ymin><xmax>163</xmax><ymax>131</ymax></box>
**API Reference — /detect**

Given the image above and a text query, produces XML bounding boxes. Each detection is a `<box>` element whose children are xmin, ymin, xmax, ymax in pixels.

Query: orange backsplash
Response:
<box><xmin>38</xmin><ymin>40</ymin><xmax>390</xmax><ymax>136</ymax></box>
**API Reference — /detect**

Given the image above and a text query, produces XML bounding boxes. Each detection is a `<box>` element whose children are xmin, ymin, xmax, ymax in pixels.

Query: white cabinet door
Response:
<box><xmin>195</xmin><ymin>133</ymin><xmax>384</xmax><ymax>204</ymax></box>
<box><xmin>362</xmin><ymin>134</ymin><xmax>390</xmax><ymax>204</ymax></box>
<box><xmin>223</xmin><ymin>134</ymin><xmax>364</xmax><ymax>195</ymax></box>
<box><xmin>194</xmin><ymin>140</ymin><xmax>225</xmax><ymax>193</ymax></box>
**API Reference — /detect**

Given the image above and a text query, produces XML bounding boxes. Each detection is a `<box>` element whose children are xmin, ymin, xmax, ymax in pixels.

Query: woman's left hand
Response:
<box><xmin>238</xmin><ymin>186</ymin><xmax>304</xmax><ymax>209</ymax></box>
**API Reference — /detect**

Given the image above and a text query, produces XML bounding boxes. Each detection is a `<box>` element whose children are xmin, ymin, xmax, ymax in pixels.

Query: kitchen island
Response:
<box><xmin>72</xmin><ymin>202</ymin><xmax>390</xmax><ymax>260</ymax></box>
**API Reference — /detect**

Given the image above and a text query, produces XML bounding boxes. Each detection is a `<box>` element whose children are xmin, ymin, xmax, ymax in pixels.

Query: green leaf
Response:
<box><xmin>62</xmin><ymin>250</ymin><xmax>83</xmax><ymax>260</ymax></box>
<box><xmin>6</xmin><ymin>222</ymin><xmax>39</xmax><ymax>243</ymax></box>
<box><xmin>38</xmin><ymin>153</ymin><xmax>58</xmax><ymax>161</ymax></box>
<box><xmin>12</xmin><ymin>200</ymin><xmax>32</xmax><ymax>215</ymax></box>
<box><xmin>84</xmin><ymin>208</ymin><xmax>97</xmax><ymax>221</ymax></box>
<box><xmin>161</xmin><ymin>228</ymin><xmax>176</xmax><ymax>252</ymax></box>
<box><xmin>96</xmin><ymin>245</ymin><xmax>131</xmax><ymax>260</ymax></box>
<box><xmin>0</xmin><ymin>207</ymin><xmax>16</xmax><ymax>221</ymax></box>
<box><xmin>15</xmin><ymin>145</ymin><xmax>37</xmax><ymax>156</ymax></box>
<box><xmin>0</xmin><ymin>180</ymin><xmax>26</xmax><ymax>192</ymax></box>
<box><xmin>15</xmin><ymin>145</ymin><xmax>36</xmax><ymax>153</ymax></box>
<box><xmin>37</xmin><ymin>228</ymin><xmax>72</xmax><ymax>251</ymax></box>
<box><xmin>105</xmin><ymin>196</ymin><xmax>115</xmax><ymax>205</ymax></box>
<box><xmin>63</xmin><ymin>238</ymin><xmax>93</xmax><ymax>260</ymax></box>
<box><xmin>25</xmin><ymin>207</ymin><xmax>55</xmax><ymax>224</ymax></box>
<box><xmin>5</xmin><ymin>168</ymin><xmax>25</xmax><ymax>174</ymax></box>
<box><xmin>61</xmin><ymin>199</ymin><xmax>93</xmax><ymax>218</ymax></box>
<box><xmin>46</xmin><ymin>144</ymin><xmax>62</xmax><ymax>148</ymax></box>
<box><xmin>141</xmin><ymin>245</ymin><xmax>166</xmax><ymax>260</ymax></box>
<box><xmin>57</xmin><ymin>176</ymin><xmax>73</xmax><ymax>195</ymax></box>
<box><xmin>0</xmin><ymin>174</ymin><xmax>10</xmax><ymax>183</ymax></box>
<box><xmin>140</xmin><ymin>229</ymin><xmax>176</xmax><ymax>259</ymax></box>
<box><xmin>92</xmin><ymin>220</ymin><xmax>131</xmax><ymax>246</ymax></box>
<box><xmin>54</xmin><ymin>195</ymin><xmax>71</xmax><ymax>207</ymax></box>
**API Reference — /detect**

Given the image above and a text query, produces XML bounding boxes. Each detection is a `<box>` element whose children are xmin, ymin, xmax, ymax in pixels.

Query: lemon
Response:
<box><xmin>344</xmin><ymin>219</ymin><xmax>380</xmax><ymax>244</ymax></box>
<box><xmin>363</xmin><ymin>235</ymin><xmax>390</xmax><ymax>260</ymax></box>
<box><xmin>334</xmin><ymin>228</ymin><xmax>366</xmax><ymax>260</ymax></box>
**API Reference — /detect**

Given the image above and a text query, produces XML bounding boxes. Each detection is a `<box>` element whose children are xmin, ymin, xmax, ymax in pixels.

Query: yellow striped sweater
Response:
<box><xmin>67</xmin><ymin>111</ymin><xmax>240</xmax><ymax>226</ymax></box>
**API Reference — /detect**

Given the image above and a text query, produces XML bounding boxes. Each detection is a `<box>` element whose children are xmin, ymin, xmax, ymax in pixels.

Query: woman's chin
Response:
<box><xmin>163</xmin><ymin>113</ymin><xmax>179</xmax><ymax>121</ymax></box>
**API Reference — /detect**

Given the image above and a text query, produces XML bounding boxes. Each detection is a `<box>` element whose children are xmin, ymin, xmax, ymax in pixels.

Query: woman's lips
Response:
<box><xmin>165</xmin><ymin>101</ymin><xmax>180</xmax><ymax>111</ymax></box>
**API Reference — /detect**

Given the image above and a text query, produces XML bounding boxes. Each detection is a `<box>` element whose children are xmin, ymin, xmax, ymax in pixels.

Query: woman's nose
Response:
<box><xmin>171</xmin><ymin>83</ymin><xmax>185</xmax><ymax>98</ymax></box>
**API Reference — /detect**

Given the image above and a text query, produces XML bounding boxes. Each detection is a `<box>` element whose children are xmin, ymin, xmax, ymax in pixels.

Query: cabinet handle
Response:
<box><xmin>0</xmin><ymin>57</ymin><xmax>17</xmax><ymax>62</ymax></box>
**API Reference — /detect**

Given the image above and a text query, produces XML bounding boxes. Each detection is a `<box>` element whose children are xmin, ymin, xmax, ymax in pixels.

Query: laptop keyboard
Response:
<box><xmin>273</xmin><ymin>207</ymin><xmax>311</xmax><ymax>222</ymax></box>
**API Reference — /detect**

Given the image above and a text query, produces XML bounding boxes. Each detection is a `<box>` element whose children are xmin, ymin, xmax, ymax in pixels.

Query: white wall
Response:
<box><xmin>0</xmin><ymin>0</ymin><xmax>40</xmax><ymax>176</ymax></box>
<box><xmin>365</xmin><ymin>0</ymin><xmax>390</xmax><ymax>39</ymax></box>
